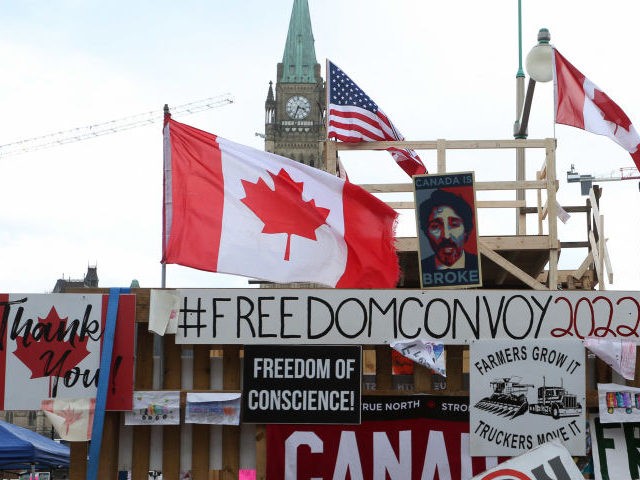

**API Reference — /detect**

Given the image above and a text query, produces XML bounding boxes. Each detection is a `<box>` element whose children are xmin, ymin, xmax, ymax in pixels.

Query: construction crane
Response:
<box><xmin>0</xmin><ymin>93</ymin><xmax>234</xmax><ymax>158</ymax></box>
<box><xmin>566</xmin><ymin>164</ymin><xmax>640</xmax><ymax>195</ymax></box>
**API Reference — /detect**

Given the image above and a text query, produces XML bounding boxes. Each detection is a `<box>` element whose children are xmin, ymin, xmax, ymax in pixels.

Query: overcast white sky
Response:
<box><xmin>1</xmin><ymin>0</ymin><xmax>639</xmax><ymax>292</ymax></box>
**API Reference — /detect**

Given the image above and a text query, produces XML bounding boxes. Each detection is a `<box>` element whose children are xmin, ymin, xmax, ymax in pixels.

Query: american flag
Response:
<box><xmin>327</xmin><ymin>60</ymin><xmax>426</xmax><ymax>177</ymax></box>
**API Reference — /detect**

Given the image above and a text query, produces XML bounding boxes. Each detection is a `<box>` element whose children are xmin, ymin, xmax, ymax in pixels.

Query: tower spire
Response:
<box><xmin>281</xmin><ymin>0</ymin><xmax>317</xmax><ymax>83</ymax></box>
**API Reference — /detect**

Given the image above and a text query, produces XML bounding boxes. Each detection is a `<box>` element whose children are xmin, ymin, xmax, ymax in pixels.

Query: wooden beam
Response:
<box><xmin>192</xmin><ymin>345</ymin><xmax>211</xmax><ymax>480</ymax></box>
<box><xmin>162</xmin><ymin>339</ymin><xmax>183</xmax><ymax>480</ymax></box>
<box><xmin>359</xmin><ymin>179</ymin><xmax>549</xmax><ymax>194</ymax></box>
<box><xmin>396</xmin><ymin>235</ymin><xmax>555</xmax><ymax>252</ymax></box>
<box><xmin>222</xmin><ymin>346</ymin><xmax>241</xmax><ymax>480</ymax></box>
<box><xmin>478</xmin><ymin>242</ymin><xmax>548</xmax><ymax>290</ymax></box>
<box><xmin>332</xmin><ymin>138</ymin><xmax>550</xmax><ymax>151</ymax></box>
<box><xmin>131</xmin><ymin>323</ymin><xmax>154</xmax><ymax>480</ymax></box>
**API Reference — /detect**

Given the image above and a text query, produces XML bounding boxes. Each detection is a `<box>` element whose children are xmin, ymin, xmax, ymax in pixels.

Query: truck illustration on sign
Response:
<box><xmin>475</xmin><ymin>376</ymin><xmax>582</xmax><ymax>420</ymax></box>
<box><xmin>528</xmin><ymin>378</ymin><xmax>582</xmax><ymax>419</ymax></box>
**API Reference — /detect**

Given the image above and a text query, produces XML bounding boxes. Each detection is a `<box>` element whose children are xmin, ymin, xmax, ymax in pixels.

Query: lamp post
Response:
<box><xmin>517</xmin><ymin>28</ymin><xmax>554</xmax><ymax>138</ymax></box>
<box><xmin>513</xmin><ymin>26</ymin><xmax>554</xmax><ymax>233</ymax></box>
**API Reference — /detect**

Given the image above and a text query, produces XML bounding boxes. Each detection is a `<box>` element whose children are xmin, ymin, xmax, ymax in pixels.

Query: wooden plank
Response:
<box><xmin>413</xmin><ymin>364</ymin><xmax>432</xmax><ymax>393</ymax></box>
<box><xmin>397</xmin><ymin>235</ymin><xmax>555</xmax><ymax>252</ymax></box>
<box><xmin>222</xmin><ymin>345</ymin><xmax>241</xmax><ymax>480</ymax></box>
<box><xmin>478</xmin><ymin>242</ymin><xmax>547</xmax><ymax>290</ymax></box>
<box><xmin>375</xmin><ymin>346</ymin><xmax>392</xmax><ymax>391</ymax></box>
<box><xmin>476</xmin><ymin>200</ymin><xmax>527</xmax><ymax>209</ymax></box>
<box><xmin>98</xmin><ymin>412</ymin><xmax>120</xmax><ymax>479</ymax></box>
<box><xmin>255</xmin><ymin>424</ymin><xmax>267</xmax><ymax>480</ymax></box>
<box><xmin>386</xmin><ymin>199</ymin><xmax>527</xmax><ymax>210</ymax></box>
<box><xmin>192</xmin><ymin>345</ymin><xmax>211</xmax><ymax>480</ymax></box>
<box><xmin>360</xmin><ymin>179</ymin><xmax>549</xmax><ymax>194</ymax></box>
<box><xmin>445</xmin><ymin>346</ymin><xmax>464</xmax><ymax>392</ymax></box>
<box><xmin>436</xmin><ymin>138</ymin><xmax>446</xmax><ymax>173</ymax></box>
<box><xmin>333</xmin><ymin>138</ymin><xmax>550</xmax><ymax>151</ymax></box>
<box><xmin>162</xmin><ymin>338</ymin><xmax>183</xmax><ymax>480</ymax></box>
<box><xmin>70</xmin><ymin>442</ymin><xmax>88</xmax><ymax>480</ymax></box>
<box><xmin>132</xmin><ymin>323</ymin><xmax>154</xmax><ymax>480</ymax></box>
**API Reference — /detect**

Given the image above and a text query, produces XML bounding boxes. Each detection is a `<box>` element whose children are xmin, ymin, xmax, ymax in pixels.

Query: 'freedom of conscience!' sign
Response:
<box><xmin>242</xmin><ymin>345</ymin><xmax>361</xmax><ymax>424</ymax></box>
<box><xmin>171</xmin><ymin>289</ymin><xmax>640</xmax><ymax>345</ymax></box>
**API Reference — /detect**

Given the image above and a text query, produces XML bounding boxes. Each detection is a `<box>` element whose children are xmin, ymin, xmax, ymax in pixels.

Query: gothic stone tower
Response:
<box><xmin>265</xmin><ymin>0</ymin><xmax>325</xmax><ymax>169</ymax></box>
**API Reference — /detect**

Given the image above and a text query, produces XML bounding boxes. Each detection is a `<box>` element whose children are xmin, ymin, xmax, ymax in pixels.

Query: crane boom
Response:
<box><xmin>0</xmin><ymin>93</ymin><xmax>234</xmax><ymax>158</ymax></box>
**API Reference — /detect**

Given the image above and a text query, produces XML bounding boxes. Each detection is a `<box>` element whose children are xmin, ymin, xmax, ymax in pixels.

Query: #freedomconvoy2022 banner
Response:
<box><xmin>266</xmin><ymin>395</ymin><xmax>508</xmax><ymax>480</ymax></box>
<box><xmin>0</xmin><ymin>293</ymin><xmax>135</xmax><ymax>410</ymax></box>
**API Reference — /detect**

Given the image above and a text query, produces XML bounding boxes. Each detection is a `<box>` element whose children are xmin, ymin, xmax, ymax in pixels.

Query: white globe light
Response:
<box><xmin>526</xmin><ymin>28</ymin><xmax>554</xmax><ymax>83</ymax></box>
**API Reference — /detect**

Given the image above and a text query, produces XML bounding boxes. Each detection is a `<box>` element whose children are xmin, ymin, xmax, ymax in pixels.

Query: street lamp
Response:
<box><xmin>526</xmin><ymin>28</ymin><xmax>553</xmax><ymax>82</ymax></box>
<box><xmin>515</xmin><ymin>29</ymin><xmax>554</xmax><ymax>138</ymax></box>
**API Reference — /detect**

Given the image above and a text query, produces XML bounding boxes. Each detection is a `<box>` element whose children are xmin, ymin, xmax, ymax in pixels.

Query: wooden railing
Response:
<box><xmin>324</xmin><ymin>137</ymin><xmax>613</xmax><ymax>290</ymax></box>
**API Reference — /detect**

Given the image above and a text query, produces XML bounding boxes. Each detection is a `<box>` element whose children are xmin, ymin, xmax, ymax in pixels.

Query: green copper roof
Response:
<box><xmin>281</xmin><ymin>0</ymin><xmax>317</xmax><ymax>83</ymax></box>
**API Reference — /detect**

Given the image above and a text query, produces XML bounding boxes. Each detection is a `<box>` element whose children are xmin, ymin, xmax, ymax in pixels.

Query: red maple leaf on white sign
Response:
<box><xmin>241</xmin><ymin>169</ymin><xmax>330</xmax><ymax>260</ymax></box>
<box><xmin>13</xmin><ymin>307</ymin><xmax>90</xmax><ymax>379</ymax></box>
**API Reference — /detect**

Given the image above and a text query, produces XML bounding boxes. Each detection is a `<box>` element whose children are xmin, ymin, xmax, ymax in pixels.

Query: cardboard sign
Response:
<box><xmin>267</xmin><ymin>395</ymin><xmax>507</xmax><ymax>480</ymax></box>
<box><xmin>471</xmin><ymin>441</ymin><xmax>583</xmax><ymax>480</ymax></box>
<box><xmin>170</xmin><ymin>288</ymin><xmax>640</xmax><ymax>345</ymax></box>
<box><xmin>413</xmin><ymin>172</ymin><xmax>482</xmax><ymax>289</ymax></box>
<box><xmin>0</xmin><ymin>293</ymin><xmax>135</xmax><ymax>410</ymax></box>
<box><xmin>470</xmin><ymin>339</ymin><xmax>586</xmax><ymax>456</ymax></box>
<box><xmin>242</xmin><ymin>345</ymin><xmax>361</xmax><ymax>424</ymax></box>
<box><xmin>589</xmin><ymin>414</ymin><xmax>640</xmax><ymax>480</ymax></box>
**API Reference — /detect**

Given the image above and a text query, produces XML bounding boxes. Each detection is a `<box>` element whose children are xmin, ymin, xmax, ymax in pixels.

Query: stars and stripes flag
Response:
<box><xmin>327</xmin><ymin>60</ymin><xmax>427</xmax><ymax>177</ymax></box>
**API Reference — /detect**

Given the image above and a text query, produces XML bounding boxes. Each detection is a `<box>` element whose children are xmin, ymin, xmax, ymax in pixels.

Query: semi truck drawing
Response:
<box><xmin>528</xmin><ymin>377</ymin><xmax>582</xmax><ymax>419</ymax></box>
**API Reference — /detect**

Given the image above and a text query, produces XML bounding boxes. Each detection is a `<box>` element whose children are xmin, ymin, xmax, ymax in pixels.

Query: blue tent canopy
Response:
<box><xmin>0</xmin><ymin>420</ymin><xmax>70</xmax><ymax>470</ymax></box>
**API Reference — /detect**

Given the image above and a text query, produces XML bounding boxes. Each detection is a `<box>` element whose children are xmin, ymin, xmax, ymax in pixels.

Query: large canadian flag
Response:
<box><xmin>554</xmin><ymin>48</ymin><xmax>640</xmax><ymax>169</ymax></box>
<box><xmin>162</xmin><ymin>117</ymin><xmax>399</xmax><ymax>288</ymax></box>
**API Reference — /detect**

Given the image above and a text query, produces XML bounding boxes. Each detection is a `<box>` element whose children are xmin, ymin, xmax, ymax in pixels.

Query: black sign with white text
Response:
<box><xmin>242</xmin><ymin>345</ymin><xmax>361</xmax><ymax>424</ymax></box>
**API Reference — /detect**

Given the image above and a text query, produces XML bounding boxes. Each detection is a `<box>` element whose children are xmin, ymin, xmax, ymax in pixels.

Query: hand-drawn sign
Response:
<box><xmin>168</xmin><ymin>289</ymin><xmax>640</xmax><ymax>345</ymax></box>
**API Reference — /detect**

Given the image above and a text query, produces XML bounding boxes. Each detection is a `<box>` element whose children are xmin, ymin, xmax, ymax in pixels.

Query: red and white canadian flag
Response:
<box><xmin>554</xmin><ymin>48</ymin><xmax>640</xmax><ymax>169</ymax></box>
<box><xmin>162</xmin><ymin>117</ymin><xmax>399</xmax><ymax>288</ymax></box>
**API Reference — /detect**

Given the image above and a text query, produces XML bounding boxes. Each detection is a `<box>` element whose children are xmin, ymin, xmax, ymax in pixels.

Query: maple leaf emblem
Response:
<box><xmin>13</xmin><ymin>307</ymin><xmax>91</xmax><ymax>379</ymax></box>
<box><xmin>58</xmin><ymin>405</ymin><xmax>84</xmax><ymax>434</ymax></box>
<box><xmin>241</xmin><ymin>169</ymin><xmax>330</xmax><ymax>261</ymax></box>
<box><xmin>593</xmin><ymin>88</ymin><xmax>632</xmax><ymax>134</ymax></box>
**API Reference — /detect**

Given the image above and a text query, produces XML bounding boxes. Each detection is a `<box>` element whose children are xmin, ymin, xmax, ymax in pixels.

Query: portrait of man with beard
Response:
<box><xmin>415</xmin><ymin>183</ymin><xmax>481</xmax><ymax>288</ymax></box>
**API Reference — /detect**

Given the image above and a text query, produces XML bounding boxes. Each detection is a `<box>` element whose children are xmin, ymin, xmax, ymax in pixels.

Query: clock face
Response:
<box><xmin>286</xmin><ymin>95</ymin><xmax>311</xmax><ymax>119</ymax></box>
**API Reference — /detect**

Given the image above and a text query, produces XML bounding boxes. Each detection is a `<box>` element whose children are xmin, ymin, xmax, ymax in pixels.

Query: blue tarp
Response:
<box><xmin>0</xmin><ymin>420</ymin><xmax>70</xmax><ymax>470</ymax></box>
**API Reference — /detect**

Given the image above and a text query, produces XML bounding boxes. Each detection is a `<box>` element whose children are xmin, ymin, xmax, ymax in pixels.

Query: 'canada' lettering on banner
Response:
<box><xmin>470</xmin><ymin>339</ymin><xmax>586</xmax><ymax>456</ymax></box>
<box><xmin>267</xmin><ymin>395</ymin><xmax>508</xmax><ymax>480</ymax></box>
<box><xmin>170</xmin><ymin>288</ymin><xmax>640</xmax><ymax>345</ymax></box>
<box><xmin>0</xmin><ymin>293</ymin><xmax>135</xmax><ymax>410</ymax></box>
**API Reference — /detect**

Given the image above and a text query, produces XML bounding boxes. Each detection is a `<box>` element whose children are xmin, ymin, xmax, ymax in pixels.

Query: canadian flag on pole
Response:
<box><xmin>554</xmin><ymin>48</ymin><xmax>640</xmax><ymax>169</ymax></box>
<box><xmin>162</xmin><ymin>116</ymin><xmax>399</xmax><ymax>288</ymax></box>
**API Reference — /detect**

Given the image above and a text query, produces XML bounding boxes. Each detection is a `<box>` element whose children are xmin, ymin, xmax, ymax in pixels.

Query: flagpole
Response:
<box><xmin>162</xmin><ymin>104</ymin><xmax>170</xmax><ymax>289</ymax></box>
<box><xmin>324</xmin><ymin>59</ymin><xmax>337</xmax><ymax>175</ymax></box>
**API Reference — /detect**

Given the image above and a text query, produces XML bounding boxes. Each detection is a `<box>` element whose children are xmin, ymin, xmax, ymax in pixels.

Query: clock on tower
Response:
<box><xmin>263</xmin><ymin>0</ymin><xmax>325</xmax><ymax>169</ymax></box>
